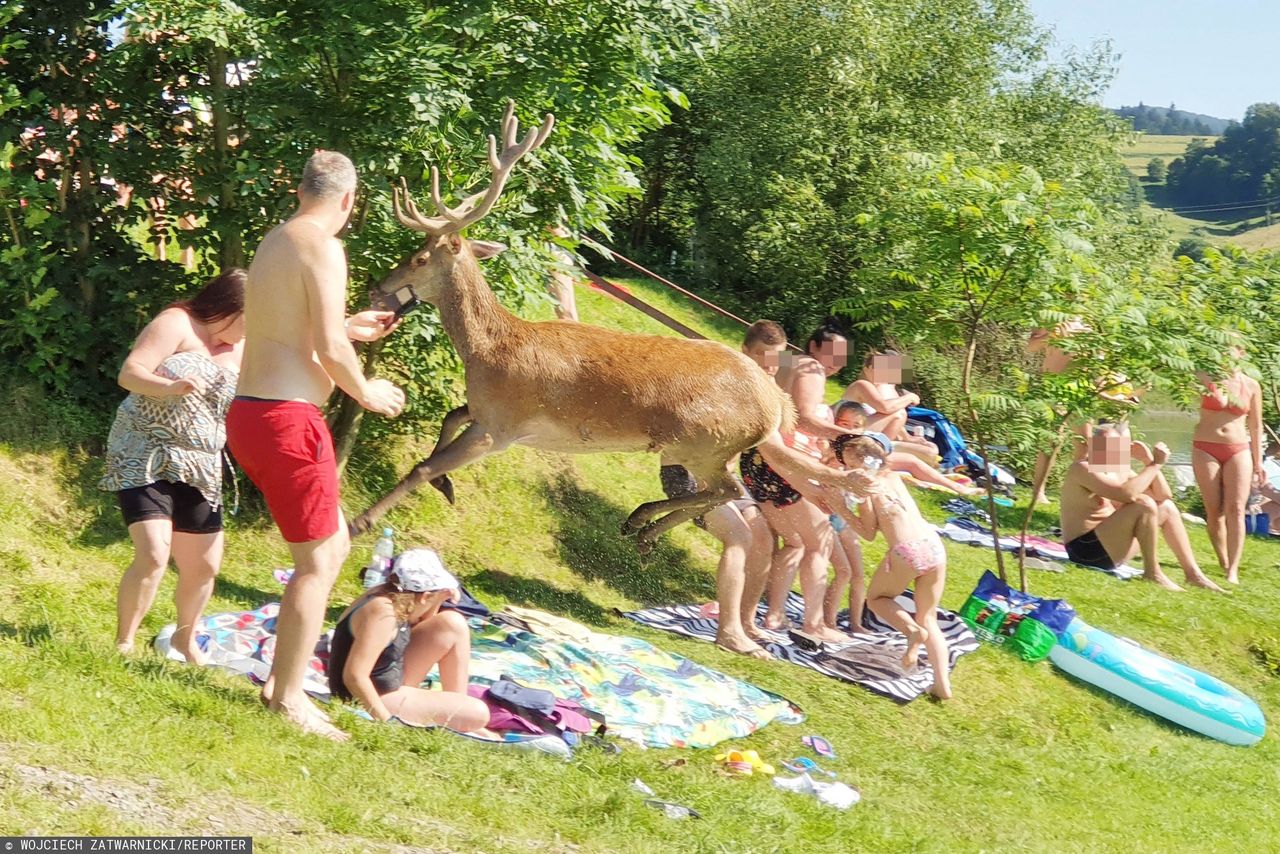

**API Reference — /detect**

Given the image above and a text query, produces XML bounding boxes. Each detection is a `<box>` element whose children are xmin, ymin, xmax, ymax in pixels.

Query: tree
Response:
<box><xmin>0</xmin><ymin>0</ymin><xmax>717</xmax><ymax>439</ymax></box>
<box><xmin>613</xmin><ymin>0</ymin><xmax>1134</xmax><ymax>340</ymax></box>
<box><xmin>1147</xmin><ymin>157</ymin><xmax>1167</xmax><ymax>182</ymax></box>
<box><xmin>839</xmin><ymin>153</ymin><xmax>1104</xmax><ymax>581</ymax></box>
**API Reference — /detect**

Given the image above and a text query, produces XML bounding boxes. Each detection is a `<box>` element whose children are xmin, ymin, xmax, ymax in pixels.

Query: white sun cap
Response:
<box><xmin>390</xmin><ymin>548</ymin><xmax>459</xmax><ymax>594</ymax></box>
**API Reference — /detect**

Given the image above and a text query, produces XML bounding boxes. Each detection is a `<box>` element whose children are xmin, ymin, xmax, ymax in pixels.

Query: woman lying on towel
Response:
<box><xmin>328</xmin><ymin>550</ymin><xmax>494</xmax><ymax>734</ymax></box>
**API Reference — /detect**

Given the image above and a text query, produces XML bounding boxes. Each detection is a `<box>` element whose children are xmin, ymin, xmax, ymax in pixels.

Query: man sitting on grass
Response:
<box><xmin>1059</xmin><ymin>423</ymin><xmax>1221</xmax><ymax>592</ymax></box>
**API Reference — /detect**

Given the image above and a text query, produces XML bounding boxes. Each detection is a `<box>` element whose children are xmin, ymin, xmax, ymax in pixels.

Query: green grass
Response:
<box><xmin>3</xmin><ymin>276</ymin><xmax>1280</xmax><ymax>851</ymax></box>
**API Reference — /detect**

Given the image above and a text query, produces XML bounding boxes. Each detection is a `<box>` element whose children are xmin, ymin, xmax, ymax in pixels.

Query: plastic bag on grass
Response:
<box><xmin>958</xmin><ymin>570</ymin><xmax>1076</xmax><ymax>661</ymax></box>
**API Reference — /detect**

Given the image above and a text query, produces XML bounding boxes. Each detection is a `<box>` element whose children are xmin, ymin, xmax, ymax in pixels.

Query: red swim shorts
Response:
<box><xmin>226</xmin><ymin>397</ymin><xmax>340</xmax><ymax>543</ymax></box>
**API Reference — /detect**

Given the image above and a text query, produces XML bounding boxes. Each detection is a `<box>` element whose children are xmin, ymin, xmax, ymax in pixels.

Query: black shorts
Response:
<box><xmin>660</xmin><ymin>464</ymin><xmax>707</xmax><ymax>529</ymax></box>
<box><xmin>117</xmin><ymin>480</ymin><xmax>222</xmax><ymax>535</ymax></box>
<box><xmin>1064</xmin><ymin>529</ymin><xmax>1115</xmax><ymax>570</ymax></box>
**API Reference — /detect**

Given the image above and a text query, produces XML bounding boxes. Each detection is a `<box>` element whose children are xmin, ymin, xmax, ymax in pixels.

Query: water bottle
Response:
<box><xmin>364</xmin><ymin>527</ymin><xmax>395</xmax><ymax>588</ymax></box>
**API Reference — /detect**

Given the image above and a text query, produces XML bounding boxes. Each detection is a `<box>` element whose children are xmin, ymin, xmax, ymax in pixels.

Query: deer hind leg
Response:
<box><xmin>349</xmin><ymin>422</ymin><xmax>509</xmax><ymax>536</ymax></box>
<box><xmin>626</xmin><ymin>465</ymin><xmax>741</xmax><ymax>554</ymax></box>
<box><xmin>427</xmin><ymin>405</ymin><xmax>473</xmax><ymax>505</ymax></box>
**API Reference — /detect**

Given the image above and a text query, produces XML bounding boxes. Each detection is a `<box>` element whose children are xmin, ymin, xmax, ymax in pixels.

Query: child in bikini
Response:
<box><xmin>835</xmin><ymin>432</ymin><xmax>952</xmax><ymax>699</ymax></box>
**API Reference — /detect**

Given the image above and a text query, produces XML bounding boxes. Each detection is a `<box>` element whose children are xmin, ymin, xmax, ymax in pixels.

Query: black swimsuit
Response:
<box><xmin>738</xmin><ymin>447</ymin><xmax>802</xmax><ymax>508</ymax></box>
<box><xmin>327</xmin><ymin>596</ymin><xmax>412</xmax><ymax>700</ymax></box>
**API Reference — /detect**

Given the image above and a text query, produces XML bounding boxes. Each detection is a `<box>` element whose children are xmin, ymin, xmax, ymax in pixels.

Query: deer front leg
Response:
<box><xmin>349</xmin><ymin>422</ymin><xmax>508</xmax><ymax>536</ymax></box>
<box><xmin>427</xmin><ymin>405</ymin><xmax>473</xmax><ymax>505</ymax></box>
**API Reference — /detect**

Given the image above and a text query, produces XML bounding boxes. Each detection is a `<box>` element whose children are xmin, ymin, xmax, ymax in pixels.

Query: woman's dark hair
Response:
<box><xmin>806</xmin><ymin>317</ymin><xmax>847</xmax><ymax>353</ymax></box>
<box><xmin>170</xmin><ymin>268</ymin><xmax>247</xmax><ymax>326</ymax></box>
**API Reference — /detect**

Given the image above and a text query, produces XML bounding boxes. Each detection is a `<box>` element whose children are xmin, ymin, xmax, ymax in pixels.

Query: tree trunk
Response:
<box><xmin>329</xmin><ymin>339</ymin><xmax>384</xmax><ymax>475</ymax></box>
<box><xmin>1016</xmin><ymin>419</ymin><xmax>1070</xmax><ymax>593</ymax></box>
<box><xmin>72</xmin><ymin>155</ymin><xmax>95</xmax><ymax>312</ymax></box>
<box><xmin>960</xmin><ymin>332</ymin><xmax>1007</xmax><ymax>581</ymax></box>
<box><xmin>210</xmin><ymin>46</ymin><xmax>244</xmax><ymax>269</ymax></box>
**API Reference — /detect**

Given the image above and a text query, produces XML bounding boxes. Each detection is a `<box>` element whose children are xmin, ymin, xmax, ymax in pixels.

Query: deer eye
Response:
<box><xmin>413</xmin><ymin>252</ymin><xmax>429</xmax><ymax>267</ymax></box>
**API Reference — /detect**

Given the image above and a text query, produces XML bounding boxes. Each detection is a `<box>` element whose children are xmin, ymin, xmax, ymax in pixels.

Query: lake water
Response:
<box><xmin>1129</xmin><ymin>408</ymin><xmax>1198</xmax><ymax>466</ymax></box>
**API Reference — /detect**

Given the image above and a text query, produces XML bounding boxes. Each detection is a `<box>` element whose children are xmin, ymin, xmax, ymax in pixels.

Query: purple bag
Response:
<box><xmin>469</xmin><ymin>678</ymin><xmax>606</xmax><ymax>736</ymax></box>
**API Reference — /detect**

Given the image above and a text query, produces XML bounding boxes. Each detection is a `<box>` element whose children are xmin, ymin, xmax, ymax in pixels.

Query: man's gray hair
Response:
<box><xmin>300</xmin><ymin>150</ymin><xmax>357</xmax><ymax>200</ymax></box>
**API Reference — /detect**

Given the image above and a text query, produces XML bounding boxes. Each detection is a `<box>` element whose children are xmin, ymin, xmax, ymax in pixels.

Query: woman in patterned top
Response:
<box><xmin>101</xmin><ymin>269</ymin><xmax>246</xmax><ymax>664</ymax></box>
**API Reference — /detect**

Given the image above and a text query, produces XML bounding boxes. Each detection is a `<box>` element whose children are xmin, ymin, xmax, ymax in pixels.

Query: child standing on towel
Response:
<box><xmin>835</xmin><ymin>433</ymin><xmax>952</xmax><ymax>699</ymax></box>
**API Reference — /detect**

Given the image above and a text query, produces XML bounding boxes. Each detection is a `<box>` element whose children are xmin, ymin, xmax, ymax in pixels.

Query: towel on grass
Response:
<box><xmin>938</xmin><ymin>518</ymin><xmax>1143</xmax><ymax>580</ymax></box>
<box><xmin>156</xmin><ymin>602</ymin><xmax>801</xmax><ymax>749</ymax></box>
<box><xmin>469</xmin><ymin>609</ymin><xmax>802</xmax><ymax>748</ymax></box>
<box><xmin>623</xmin><ymin>592</ymin><xmax>978</xmax><ymax>704</ymax></box>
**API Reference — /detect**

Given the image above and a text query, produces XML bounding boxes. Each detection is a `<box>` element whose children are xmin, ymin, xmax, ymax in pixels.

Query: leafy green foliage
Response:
<box><xmin>1167</xmin><ymin>103</ymin><xmax>1280</xmax><ymax>206</ymax></box>
<box><xmin>0</xmin><ymin>1</ymin><xmax>715</xmax><ymax>424</ymax></box>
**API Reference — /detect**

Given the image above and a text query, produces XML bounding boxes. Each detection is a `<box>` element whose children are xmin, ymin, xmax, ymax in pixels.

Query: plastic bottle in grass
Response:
<box><xmin>364</xmin><ymin>527</ymin><xmax>395</xmax><ymax>588</ymax></box>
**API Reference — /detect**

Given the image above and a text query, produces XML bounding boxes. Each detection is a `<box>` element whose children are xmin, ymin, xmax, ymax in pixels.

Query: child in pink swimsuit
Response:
<box><xmin>835</xmin><ymin>432</ymin><xmax>952</xmax><ymax>699</ymax></box>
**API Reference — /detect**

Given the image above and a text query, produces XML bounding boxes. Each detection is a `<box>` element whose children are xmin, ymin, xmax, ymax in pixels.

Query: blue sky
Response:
<box><xmin>1028</xmin><ymin>0</ymin><xmax>1278</xmax><ymax>121</ymax></box>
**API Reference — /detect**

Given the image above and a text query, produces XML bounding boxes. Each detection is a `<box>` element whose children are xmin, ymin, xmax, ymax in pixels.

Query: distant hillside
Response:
<box><xmin>1113</xmin><ymin>104</ymin><xmax>1231</xmax><ymax>135</ymax></box>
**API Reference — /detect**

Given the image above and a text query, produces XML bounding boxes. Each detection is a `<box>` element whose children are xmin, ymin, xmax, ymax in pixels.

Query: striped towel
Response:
<box><xmin>623</xmin><ymin>592</ymin><xmax>978</xmax><ymax>704</ymax></box>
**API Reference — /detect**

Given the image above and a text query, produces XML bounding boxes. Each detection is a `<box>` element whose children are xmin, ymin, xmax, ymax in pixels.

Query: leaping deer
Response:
<box><xmin>350</xmin><ymin>102</ymin><xmax>866</xmax><ymax>550</ymax></box>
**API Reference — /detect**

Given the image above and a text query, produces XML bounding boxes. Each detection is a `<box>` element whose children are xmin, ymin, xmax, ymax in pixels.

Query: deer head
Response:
<box><xmin>375</xmin><ymin>101</ymin><xmax>555</xmax><ymax>312</ymax></box>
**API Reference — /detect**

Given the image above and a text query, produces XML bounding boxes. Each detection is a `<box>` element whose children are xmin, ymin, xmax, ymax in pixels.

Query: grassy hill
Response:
<box><xmin>2</xmin><ymin>276</ymin><xmax>1280</xmax><ymax>851</ymax></box>
<box><xmin>1123</xmin><ymin>135</ymin><xmax>1280</xmax><ymax>251</ymax></box>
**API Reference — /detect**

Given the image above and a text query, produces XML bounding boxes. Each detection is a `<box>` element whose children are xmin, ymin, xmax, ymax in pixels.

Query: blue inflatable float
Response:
<box><xmin>1049</xmin><ymin>618</ymin><xmax>1266</xmax><ymax>746</ymax></box>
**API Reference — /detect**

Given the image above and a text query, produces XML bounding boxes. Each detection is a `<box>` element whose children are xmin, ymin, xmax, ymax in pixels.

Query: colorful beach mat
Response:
<box><xmin>156</xmin><ymin>603</ymin><xmax>801</xmax><ymax>749</ymax></box>
<box><xmin>469</xmin><ymin>609</ymin><xmax>802</xmax><ymax>748</ymax></box>
<box><xmin>623</xmin><ymin>592</ymin><xmax>978</xmax><ymax>704</ymax></box>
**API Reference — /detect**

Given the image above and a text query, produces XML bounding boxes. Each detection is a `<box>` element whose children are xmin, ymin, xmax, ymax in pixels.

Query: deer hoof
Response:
<box><xmin>635</xmin><ymin>538</ymin><xmax>655</xmax><ymax>556</ymax></box>
<box><xmin>348</xmin><ymin>516</ymin><xmax>369</xmax><ymax>538</ymax></box>
<box><xmin>429</xmin><ymin>475</ymin><xmax>456</xmax><ymax>505</ymax></box>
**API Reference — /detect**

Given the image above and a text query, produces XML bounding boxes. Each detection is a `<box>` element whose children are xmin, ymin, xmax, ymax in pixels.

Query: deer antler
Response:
<box><xmin>393</xmin><ymin>100</ymin><xmax>555</xmax><ymax>237</ymax></box>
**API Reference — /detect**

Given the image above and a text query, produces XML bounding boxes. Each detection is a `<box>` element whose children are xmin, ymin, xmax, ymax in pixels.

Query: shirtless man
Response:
<box><xmin>226</xmin><ymin>151</ymin><xmax>406</xmax><ymax>739</ymax></box>
<box><xmin>1059</xmin><ymin>423</ymin><xmax>1221</xmax><ymax>592</ymax></box>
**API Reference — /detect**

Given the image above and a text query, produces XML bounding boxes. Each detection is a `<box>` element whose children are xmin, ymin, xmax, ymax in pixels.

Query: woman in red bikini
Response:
<box><xmin>1192</xmin><ymin>363</ymin><xmax>1264</xmax><ymax>584</ymax></box>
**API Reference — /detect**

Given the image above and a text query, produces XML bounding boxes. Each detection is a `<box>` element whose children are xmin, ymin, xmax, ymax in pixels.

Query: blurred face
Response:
<box><xmin>866</xmin><ymin>353</ymin><xmax>913</xmax><ymax>384</ymax></box>
<box><xmin>810</xmin><ymin>335</ymin><xmax>849</xmax><ymax>376</ymax></box>
<box><xmin>1088</xmin><ymin>426</ymin><xmax>1130</xmax><ymax>468</ymax></box>
<box><xmin>743</xmin><ymin>341</ymin><xmax>785</xmax><ymax>376</ymax></box>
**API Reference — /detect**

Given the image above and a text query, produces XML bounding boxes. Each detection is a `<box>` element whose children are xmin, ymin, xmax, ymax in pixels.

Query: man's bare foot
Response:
<box><xmin>848</xmin><ymin>622</ymin><xmax>873</xmax><ymax>635</ymax></box>
<box><xmin>929</xmin><ymin>682</ymin><xmax>953</xmax><ymax>700</ymax></box>
<box><xmin>1147</xmin><ymin>573</ymin><xmax>1183</xmax><ymax>592</ymax></box>
<box><xmin>271</xmin><ymin>697</ymin><xmax>350</xmax><ymax>742</ymax></box>
<box><xmin>902</xmin><ymin>624</ymin><xmax>928</xmax><ymax>670</ymax></box>
<box><xmin>715</xmin><ymin>631</ymin><xmax>774</xmax><ymax>660</ymax></box>
<box><xmin>116</xmin><ymin>640</ymin><xmax>135</xmax><ymax>655</ymax></box>
<box><xmin>742</xmin><ymin>621</ymin><xmax>769</xmax><ymax>643</ymax></box>
<box><xmin>1030</xmin><ymin>491</ymin><xmax>1049</xmax><ymax>505</ymax></box>
<box><xmin>805</xmin><ymin>625</ymin><xmax>850</xmax><ymax>644</ymax></box>
<box><xmin>1226</xmin><ymin>569</ymin><xmax>1240</xmax><ymax>585</ymax></box>
<box><xmin>763</xmin><ymin>613</ymin><xmax>789</xmax><ymax>631</ymax></box>
<box><xmin>1185</xmin><ymin>573</ymin><xmax>1225</xmax><ymax>593</ymax></box>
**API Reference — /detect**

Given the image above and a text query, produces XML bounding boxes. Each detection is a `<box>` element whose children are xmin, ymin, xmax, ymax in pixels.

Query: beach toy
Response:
<box><xmin>1049</xmin><ymin>617</ymin><xmax>1266</xmax><ymax>746</ymax></box>
<box><xmin>715</xmin><ymin>749</ymin><xmax>774</xmax><ymax>776</ymax></box>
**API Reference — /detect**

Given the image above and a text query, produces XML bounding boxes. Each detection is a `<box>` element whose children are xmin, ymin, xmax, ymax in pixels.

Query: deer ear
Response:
<box><xmin>469</xmin><ymin>240</ymin><xmax>508</xmax><ymax>260</ymax></box>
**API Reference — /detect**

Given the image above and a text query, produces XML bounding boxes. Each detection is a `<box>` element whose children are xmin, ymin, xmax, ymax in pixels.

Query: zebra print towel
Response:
<box><xmin>622</xmin><ymin>592</ymin><xmax>978</xmax><ymax>704</ymax></box>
